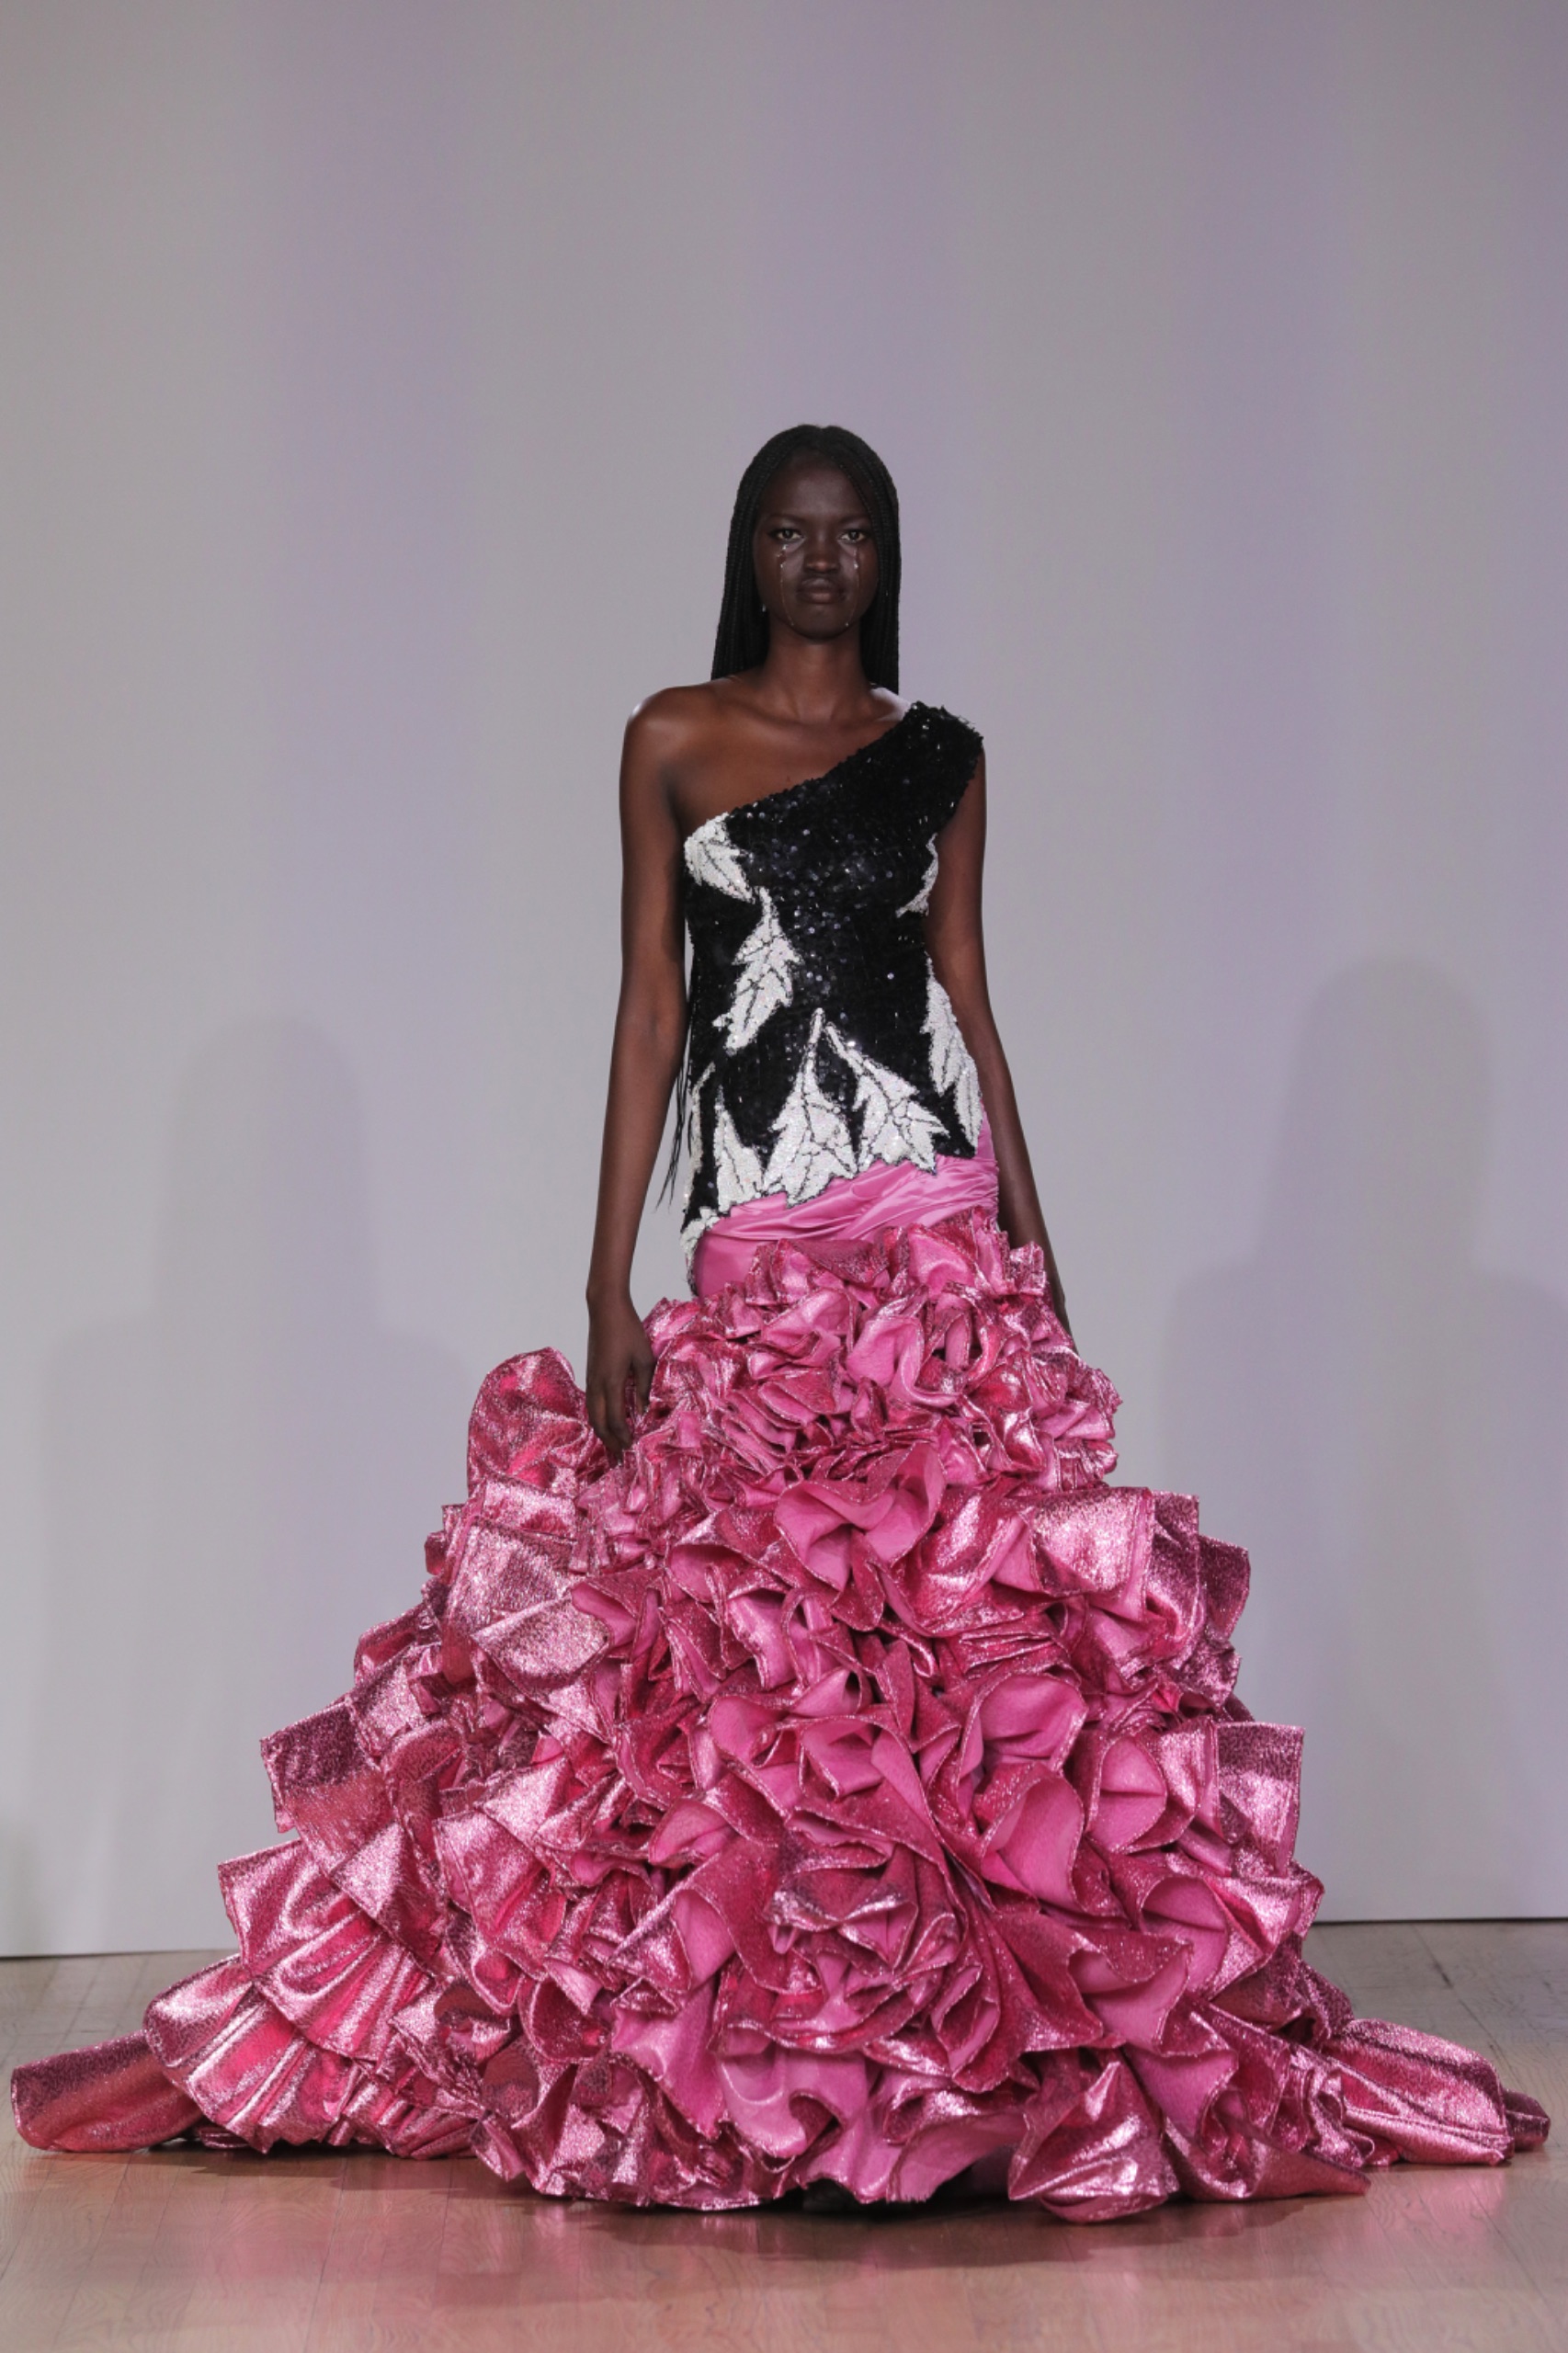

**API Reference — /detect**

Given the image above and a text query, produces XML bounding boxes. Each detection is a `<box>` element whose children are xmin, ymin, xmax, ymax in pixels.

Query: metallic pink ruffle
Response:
<box><xmin>11</xmin><ymin>1212</ymin><xmax>1549</xmax><ymax>2214</ymax></box>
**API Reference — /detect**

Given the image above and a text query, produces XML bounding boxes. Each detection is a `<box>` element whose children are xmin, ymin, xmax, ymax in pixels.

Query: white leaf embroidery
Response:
<box><xmin>684</xmin><ymin>1063</ymin><xmax>714</xmax><ymax>1177</ymax></box>
<box><xmin>924</xmin><ymin>974</ymin><xmax>982</xmax><ymax>1144</ymax></box>
<box><xmin>951</xmin><ymin>1059</ymin><xmax>983</xmax><ymax>1147</ymax></box>
<box><xmin>684</xmin><ymin>817</ymin><xmax>753</xmax><ymax>901</ymax></box>
<box><xmin>824</xmin><ymin>1023</ymin><xmax>945</xmax><ymax>1174</ymax></box>
<box><xmin>712</xmin><ymin>1091</ymin><xmax>766</xmax><ymax>1213</ymax></box>
<box><xmin>896</xmin><ymin>840</ymin><xmax>940</xmax><ymax>916</ymax></box>
<box><xmin>762</xmin><ymin>1010</ymin><xmax>858</xmax><ymax>1203</ymax></box>
<box><xmin>721</xmin><ymin>889</ymin><xmax>799</xmax><ymax>1051</ymax></box>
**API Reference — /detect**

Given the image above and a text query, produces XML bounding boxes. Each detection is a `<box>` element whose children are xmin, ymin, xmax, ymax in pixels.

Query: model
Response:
<box><xmin>13</xmin><ymin>426</ymin><xmax>1547</xmax><ymax>2218</ymax></box>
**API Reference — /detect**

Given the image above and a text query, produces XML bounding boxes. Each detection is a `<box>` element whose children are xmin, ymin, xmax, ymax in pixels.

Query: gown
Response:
<box><xmin>11</xmin><ymin>704</ymin><xmax>1548</xmax><ymax>2219</ymax></box>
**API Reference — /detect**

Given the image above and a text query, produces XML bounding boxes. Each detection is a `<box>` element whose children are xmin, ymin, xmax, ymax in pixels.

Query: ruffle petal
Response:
<box><xmin>8</xmin><ymin>2033</ymin><xmax>200</xmax><ymax>2154</ymax></box>
<box><xmin>11</xmin><ymin>1211</ymin><xmax>1547</xmax><ymax>2214</ymax></box>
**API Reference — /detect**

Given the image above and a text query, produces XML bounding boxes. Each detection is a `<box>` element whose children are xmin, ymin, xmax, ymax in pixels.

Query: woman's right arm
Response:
<box><xmin>584</xmin><ymin>706</ymin><xmax>687</xmax><ymax>1458</ymax></box>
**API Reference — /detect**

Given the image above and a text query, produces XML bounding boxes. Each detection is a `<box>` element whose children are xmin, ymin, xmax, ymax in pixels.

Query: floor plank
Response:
<box><xmin>0</xmin><ymin>1926</ymin><xmax>1562</xmax><ymax>2352</ymax></box>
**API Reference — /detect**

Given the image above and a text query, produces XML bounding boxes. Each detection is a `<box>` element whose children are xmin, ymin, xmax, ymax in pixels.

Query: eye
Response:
<box><xmin>770</xmin><ymin>525</ymin><xmax>801</xmax><ymax>543</ymax></box>
<box><xmin>842</xmin><ymin>527</ymin><xmax>869</xmax><ymax>543</ymax></box>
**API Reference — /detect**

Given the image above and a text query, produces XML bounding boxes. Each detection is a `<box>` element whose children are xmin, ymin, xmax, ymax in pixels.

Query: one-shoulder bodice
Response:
<box><xmin>678</xmin><ymin>701</ymin><xmax>984</xmax><ymax>1259</ymax></box>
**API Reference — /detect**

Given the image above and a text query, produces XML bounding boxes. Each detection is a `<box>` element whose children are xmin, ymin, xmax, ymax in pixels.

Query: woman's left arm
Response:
<box><xmin>924</xmin><ymin>751</ymin><xmax>1072</xmax><ymax>1336</ymax></box>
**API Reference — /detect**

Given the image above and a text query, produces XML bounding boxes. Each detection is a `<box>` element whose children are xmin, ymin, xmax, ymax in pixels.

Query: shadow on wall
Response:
<box><xmin>0</xmin><ymin>1821</ymin><xmax>44</xmax><ymax>1958</ymax></box>
<box><xmin>1165</xmin><ymin>961</ymin><xmax>1568</xmax><ymax>1919</ymax></box>
<box><xmin>40</xmin><ymin>1018</ymin><xmax>470</xmax><ymax>1950</ymax></box>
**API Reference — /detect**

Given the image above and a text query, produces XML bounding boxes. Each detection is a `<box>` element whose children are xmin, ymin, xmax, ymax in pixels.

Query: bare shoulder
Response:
<box><xmin>623</xmin><ymin>681</ymin><xmax>730</xmax><ymax>770</ymax></box>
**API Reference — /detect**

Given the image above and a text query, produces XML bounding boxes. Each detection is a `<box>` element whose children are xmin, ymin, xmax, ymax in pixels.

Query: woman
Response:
<box><xmin>13</xmin><ymin>426</ymin><xmax>1547</xmax><ymax>2217</ymax></box>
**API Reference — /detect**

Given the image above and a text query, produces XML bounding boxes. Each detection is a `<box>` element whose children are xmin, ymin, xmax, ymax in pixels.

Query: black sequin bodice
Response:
<box><xmin>679</xmin><ymin>701</ymin><xmax>984</xmax><ymax>1257</ymax></box>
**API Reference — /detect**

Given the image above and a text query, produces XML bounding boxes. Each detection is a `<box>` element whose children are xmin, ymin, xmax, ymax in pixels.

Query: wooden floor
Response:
<box><xmin>1</xmin><ymin>1925</ymin><xmax>1564</xmax><ymax>2353</ymax></box>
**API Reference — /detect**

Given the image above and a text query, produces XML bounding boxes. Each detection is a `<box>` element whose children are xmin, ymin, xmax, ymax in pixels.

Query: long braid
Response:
<box><xmin>664</xmin><ymin>426</ymin><xmax>903</xmax><ymax>1205</ymax></box>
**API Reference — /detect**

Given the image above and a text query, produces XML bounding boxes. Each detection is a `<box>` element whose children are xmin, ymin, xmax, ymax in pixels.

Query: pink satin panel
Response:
<box><xmin>12</xmin><ymin>1197</ymin><xmax>1549</xmax><ymax>2212</ymax></box>
<box><xmin>692</xmin><ymin>1122</ymin><xmax>1000</xmax><ymax>1298</ymax></box>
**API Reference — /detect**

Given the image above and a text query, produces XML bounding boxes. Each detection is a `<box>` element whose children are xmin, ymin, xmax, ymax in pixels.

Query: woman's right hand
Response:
<box><xmin>585</xmin><ymin>1290</ymin><xmax>654</xmax><ymax>1461</ymax></box>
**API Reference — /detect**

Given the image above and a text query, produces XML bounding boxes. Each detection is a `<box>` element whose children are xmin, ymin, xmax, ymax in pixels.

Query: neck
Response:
<box><xmin>752</xmin><ymin>628</ymin><xmax>876</xmax><ymax>728</ymax></box>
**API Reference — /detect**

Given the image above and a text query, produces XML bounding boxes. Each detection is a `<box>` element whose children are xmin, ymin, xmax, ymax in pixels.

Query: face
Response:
<box><xmin>753</xmin><ymin>457</ymin><xmax>880</xmax><ymax>645</ymax></box>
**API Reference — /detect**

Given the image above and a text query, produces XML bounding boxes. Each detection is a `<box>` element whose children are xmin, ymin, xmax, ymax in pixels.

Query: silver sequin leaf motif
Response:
<box><xmin>825</xmin><ymin>1022</ymin><xmax>946</xmax><ymax>1173</ymax></box>
<box><xmin>762</xmin><ymin>1009</ymin><xmax>858</xmax><ymax>1202</ymax></box>
<box><xmin>712</xmin><ymin>1091</ymin><xmax>766</xmax><ymax>1213</ymax></box>
<box><xmin>721</xmin><ymin>888</ymin><xmax>799</xmax><ymax>1051</ymax></box>
<box><xmin>895</xmin><ymin>839</ymin><xmax>940</xmax><ymax>916</ymax></box>
<box><xmin>684</xmin><ymin>1063</ymin><xmax>714</xmax><ymax>1178</ymax></box>
<box><xmin>924</xmin><ymin>975</ymin><xmax>983</xmax><ymax>1144</ymax></box>
<box><xmin>684</xmin><ymin>816</ymin><xmax>753</xmax><ymax>902</ymax></box>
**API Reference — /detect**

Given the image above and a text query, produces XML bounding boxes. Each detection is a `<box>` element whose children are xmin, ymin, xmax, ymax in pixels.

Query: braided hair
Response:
<box><xmin>710</xmin><ymin>425</ymin><xmax>902</xmax><ymax>692</ymax></box>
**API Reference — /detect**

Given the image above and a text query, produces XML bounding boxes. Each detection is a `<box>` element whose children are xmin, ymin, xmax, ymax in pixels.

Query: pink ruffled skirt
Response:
<box><xmin>11</xmin><ymin>1142</ymin><xmax>1548</xmax><ymax>2216</ymax></box>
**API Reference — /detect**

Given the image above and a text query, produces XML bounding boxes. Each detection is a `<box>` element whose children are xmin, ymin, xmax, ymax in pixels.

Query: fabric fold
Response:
<box><xmin>11</xmin><ymin>1198</ymin><xmax>1548</xmax><ymax>2216</ymax></box>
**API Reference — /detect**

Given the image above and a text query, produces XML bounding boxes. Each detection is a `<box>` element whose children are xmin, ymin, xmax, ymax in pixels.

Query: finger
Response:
<box><xmin>633</xmin><ymin>1353</ymin><xmax>653</xmax><ymax>1411</ymax></box>
<box><xmin>587</xmin><ymin>1384</ymin><xmax>619</xmax><ymax>1456</ymax></box>
<box><xmin>594</xmin><ymin>1415</ymin><xmax>622</xmax><ymax>1465</ymax></box>
<box><xmin>605</xmin><ymin>1391</ymin><xmax>631</xmax><ymax>1455</ymax></box>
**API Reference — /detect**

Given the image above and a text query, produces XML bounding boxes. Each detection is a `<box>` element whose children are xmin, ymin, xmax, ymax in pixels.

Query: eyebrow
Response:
<box><xmin>759</xmin><ymin>505</ymin><xmax>872</xmax><ymax>524</ymax></box>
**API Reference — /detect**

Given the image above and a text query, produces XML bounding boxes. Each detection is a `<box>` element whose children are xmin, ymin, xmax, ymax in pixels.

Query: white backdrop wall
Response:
<box><xmin>2</xmin><ymin>0</ymin><xmax>1565</xmax><ymax>1950</ymax></box>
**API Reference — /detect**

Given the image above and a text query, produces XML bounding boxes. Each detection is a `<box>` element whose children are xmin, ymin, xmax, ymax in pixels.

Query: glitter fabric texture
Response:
<box><xmin>11</xmin><ymin>1200</ymin><xmax>1548</xmax><ymax>2213</ymax></box>
<box><xmin>679</xmin><ymin>703</ymin><xmax>984</xmax><ymax>1261</ymax></box>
